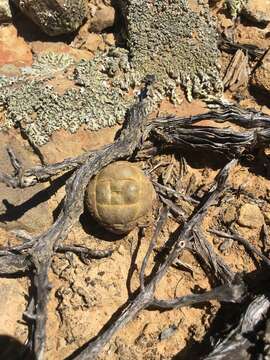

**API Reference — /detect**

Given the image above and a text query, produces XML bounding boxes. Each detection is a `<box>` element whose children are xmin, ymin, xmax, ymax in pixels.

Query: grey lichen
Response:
<box><xmin>22</xmin><ymin>52</ymin><xmax>76</xmax><ymax>77</ymax></box>
<box><xmin>118</xmin><ymin>0</ymin><xmax>223</xmax><ymax>101</ymax></box>
<box><xmin>0</xmin><ymin>50</ymin><xmax>134</xmax><ymax>146</ymax></box>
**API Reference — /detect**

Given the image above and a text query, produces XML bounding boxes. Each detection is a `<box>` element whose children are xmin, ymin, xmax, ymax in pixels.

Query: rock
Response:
<box><xmin>31</xmin><ymin>41</ymin><xmax>93</xmax><ymax>62</ymax></box>
<box><xmin>11</xmin><ymin>0</ymin><xmax>87</xmax><ymax>36</ymax></box>
<box><xmin>82</xmin><ymin>33</ymin><xmax>103</xmax><ymax>53</ymax></box>
<box><xmin>242</xmin><ymin>0</ymin><xmax>270</xmax><ymax>25</ymax></box>
<box><xmin>104</xmin><ymin>33</ymin><xmax>115</xmax><ymax>46</ymax></box>
<box><xmin>0</xmin><ymin>25</ymin><xmax>32</xmax><ymax>67</ymax></box>
<box><xmin>89</xmin><ymin>5</ymin><xmax>115</xmax><ymax>32</ymax></box>
<box><xmin>0</xmin><ymin>0</ymin><xmax>12</xmax><ymax>22</ymax></box>
<box><xmin>223</xmin><ymin>205</ymin><xmax>237</xmax><ymax>224</ymax></box>
<box><xmin>237</xmin><ymin>203</ymin><xmax>264</xmax><ymax>228</ymax></box>
<box><xmin>252</xmin><ymin>48</ymin><xmax>270</xmax><ymax>94</ymax></box>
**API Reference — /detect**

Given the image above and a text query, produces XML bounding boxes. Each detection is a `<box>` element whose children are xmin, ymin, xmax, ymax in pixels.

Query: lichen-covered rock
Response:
<box><xmin>0</xmin><ymin>0</ymin><xmax>12</xmax><ymax>22</ymax></box>
<box><xmin>11</xmin><ymin>0</ymin><xmax>87</xmax><ymax>36</ymax></box>
<box><xmin>118</xmin><ymin>0</ymin><xmax>223</xmax><ymax>100</ymax></box>
<box><xmin>0</xmin><ymin>49</ymin><xmax>134</xmax><ymax>145</ymax></box>
<box><xmin>251</xmin><ymin>48</ymin><xmax>270</xmax><ymax>94</ymax></box>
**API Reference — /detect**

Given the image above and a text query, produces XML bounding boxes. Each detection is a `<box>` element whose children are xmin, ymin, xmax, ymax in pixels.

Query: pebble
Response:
<box><xmin>159</xmin><ymin>325</ymin><xmax>178</xmax><ymax>341</ymax></box>
<box><xmin>237</xmin><ymin>203</ymin><xmax>264</xmax><ymax>229</ymax></box>
<box><xmin>252</xmin><ymin>48</ymin><xmax>270</xmax><ymax>94</ymax></box>
<box><xmin>82</xmin><ymin>33</ymin><xmax>103</xmax><ymax>53</ymax></box>
<box><xmin>223</xmin><ymin>205</ymin><xmax>237</xmax><ymax>224</ymax></box>
<box><xmin>104</xmin><ymin>33</ymin><xmax>115</xmax><ymax>47</ymax></box>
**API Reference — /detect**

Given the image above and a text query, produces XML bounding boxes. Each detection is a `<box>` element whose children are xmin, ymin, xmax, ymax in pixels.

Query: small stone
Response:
<box><xmin>159</xmin><ymin>325</ymin><xmax>178</xmax><ymax>341</ymax></box>
<box><xmin>0</xmin><ymin>25</ymin><xmax>32</xmax><ymax>67</ymax></box>
<box><xmin>82</xmin><ymin>33</ymin><xmax>103</xmax><ymax>53</ymax></box>
<box><xmin>237</xmin><ymin>203</ymin><xmax>264</xmax><ymax>228</ymax></box>
<box><xmin>104</xmin><ymin>33</ymin><xmax>115</xmax><ymax>47</ymax></box>
<box><xmin>242</xmin><ymin>0</ymin><xmax>270</xmax><ymax>25</ymax></box>
<box><xmin>0</xmin><ymin>0</ymin><xmax>12</xmax><ymax>22</ymax></box>
<box><xmin>117</xmin><ymin>245</ymin><xmax>125</xmax><ymax>256</ymax></box>
<box><xmin>89</xmin><ymin>6</ymin><xmax>115</xmax><ymax>33</ymax></box>
<box><xmin>219</xmin><ymin>16</ymin><xmax>234</xmax><ymax>29</ymax></box>
<box><xmin>98</xmin><ymin>40</ymin><xmax>106</xmax><ymax>52</ymax></box>
<box><xmin>223</xmin><ymin>205</ymin><xmax>237</xmax><ymax>224</ymax></box>
<box><xmin>252</xmin><ymin>48</ymin><xmax>270</xmax><ymax>94</ymax></box>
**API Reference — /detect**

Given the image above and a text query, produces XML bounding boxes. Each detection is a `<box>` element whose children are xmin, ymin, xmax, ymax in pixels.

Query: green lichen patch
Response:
<box><xmin>24</xmin><ymin>52</ymin><xmax>76</xmax><ymax>77</ymax></box>
<box><xmin>0</xmin><ymin>50</ymin><xmax>134</xmax><ymax>146</ymax></box>
<box><xmin>120</xmin><ymin>0</ymin><xmax>223</xmax><ymax>100</ymax></box>
<box><xmin>225</xmin><ymin>0</ymin><xmax>248</xmax><ymax>18</ymax></box>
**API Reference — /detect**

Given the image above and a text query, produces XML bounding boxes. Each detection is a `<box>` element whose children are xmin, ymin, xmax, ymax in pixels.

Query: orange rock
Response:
<box><xmin>237</xmin><ymin>203</ymin><xmax>264</xmax><ymax>229</ymax></box>
<box><xmin>82</xmin><ymin>33</ymin><xmax>103</xmax><ymax>53</ymax></box>
<box><xmin>104</xmin><ymin>33</ymin><xmax>115</xmax><ymax>46</ymax></box>
<box><xmin>0</xmin><ymin>25</ymin><xmax>32</xmax><ymax>67</ymax></box>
